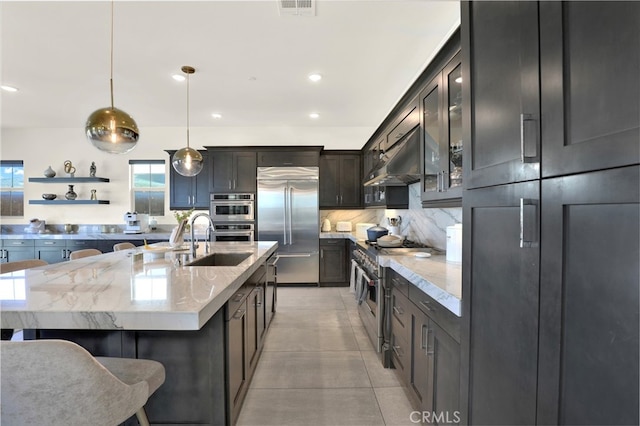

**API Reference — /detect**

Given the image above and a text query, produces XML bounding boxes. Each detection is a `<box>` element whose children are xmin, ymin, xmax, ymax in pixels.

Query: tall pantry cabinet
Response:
<box><xmin>461</xmin><ymin>2</ymin><xmax>639</xmax><ymax>425</ymax></box>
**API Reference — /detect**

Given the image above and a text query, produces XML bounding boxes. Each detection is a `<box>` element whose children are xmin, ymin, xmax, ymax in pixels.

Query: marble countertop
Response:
<box><xmin>1</xmin><ymin>232</ymin><xmax>174</xmax><ymax>240</ymax></box>
<box><xmin>0</xmin><ymin>241</ymin><xmax>278</xmax><ymax>331</ymax></box>
<box><xmin>320</xmin><ymin>231</ymin><xmax>461</xmax><ymax>316</ymax></box>
<box><xmin>379</xmin><ymin>254</ymin><xmax>461</xmax><ymax>316</ymax></box>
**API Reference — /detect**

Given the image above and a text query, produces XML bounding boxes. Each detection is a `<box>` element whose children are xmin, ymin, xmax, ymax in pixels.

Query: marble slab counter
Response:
<box><xmin>1</xmin><ymin>232</ymin><xmax>173</xmax><ymax>240</ymax></box>
<box><xmin>379</xmin><ymin>254</ymin><xmax>462</xmax><ymax>317</ymax></box>
<box><xmin>0</xmin><ymin>241</ymin><xmax>277</xmax><ymax>331</ymax></box>
<box><xmin>319</xmin><ymin>231</ymin><xmax>359</xmax><ymax>241</ymax></box>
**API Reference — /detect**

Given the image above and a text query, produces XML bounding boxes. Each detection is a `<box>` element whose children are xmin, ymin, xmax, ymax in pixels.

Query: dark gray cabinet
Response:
<box><xmin>1</xmin><ymin>240</ymin><xmax>35</xmax><ymax>263</ymax></box>
<box><xmin>210</xmin><ymin>150</ymin><xmax>257</xmax><ymax>193</ymax></box>
<box><xmin>461</xmin><ymin>2</ymin><xmax>639</xmax><ymax>424</ymax></box>
<box><xmin>35</xmin><ymin>239</ymin><xmax>103</xmax><ymax>263</ymax></box>
<box><xmin>420</xmin><ymin>51</ymin><xmax>463</xmax><ymax>207</ymax></box>
<box><xmin>257</xmin><ymin>149</ymin><xmax>320</xmax><ymax>167</ymax></box>
<box><xmin>539</xmin><ymin>1</ymin><xmax>639</xmax><ymax>178</ymax></box>
<box><xmin>226</xmin><ymin>265</ymin><xmax>267</xmax><ymax>425</ymax></box>
<box><xmin>319</xmin><ymin>152</ymin><xmax>362</xmax><ymax>209</ymax></box>
<box><xmin>389</xmin><ymin>268</ymin><xmax>461</xmax><ymax>421</ymax></box>
<box><xmin>463</xmin><ymin>1</ymin><xmax>541</xmax><ymax>190</ymax></box>
<box><xmin>390</xmin><ymin>285</ymin><xmax>412</xmax><ymax>385</ymax></box>
<box><xmin>166</xmin><ymin>150</ymin><xmax>211</xmax><ymax>210</ymax></box>
<box><xmin>537</xmin><ymin>166</ymin><xmax>639</xmax><ymax>425</ymax></box>
<box><xmin>319</xmin><ymin>239</ymin><xmax>348</xmax><ymax>286</ymax></box>
<box><xmin>462</xmin><ymin>181</ymin><xmax>540</xmax><ymax>426</ymax></box>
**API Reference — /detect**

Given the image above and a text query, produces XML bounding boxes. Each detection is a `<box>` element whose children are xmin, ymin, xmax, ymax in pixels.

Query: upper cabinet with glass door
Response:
<box><xmin>421</xmin><ymin>51</ymin><xmax>463</xmax><ymax>207</ymax></box>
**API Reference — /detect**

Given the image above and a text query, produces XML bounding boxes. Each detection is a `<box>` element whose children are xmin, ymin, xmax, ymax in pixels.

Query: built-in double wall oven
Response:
<box><xmin>210</xmin><ymin>194</ymin><xmax>255</xmax><ymax>242</ymax></box>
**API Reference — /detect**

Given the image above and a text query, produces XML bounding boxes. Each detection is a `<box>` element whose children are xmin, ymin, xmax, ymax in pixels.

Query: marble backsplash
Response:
<box><xmin>321</xmin><ymin>183</ymin><xmax>462</xmax><ymax>251</ymax></box>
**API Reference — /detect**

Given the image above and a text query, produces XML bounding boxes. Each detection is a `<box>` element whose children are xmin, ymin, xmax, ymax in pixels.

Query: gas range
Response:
<box><xmin>355</xmin><ymin>239</ymin><xmax>435</xmax><ymax>263</ymax></box>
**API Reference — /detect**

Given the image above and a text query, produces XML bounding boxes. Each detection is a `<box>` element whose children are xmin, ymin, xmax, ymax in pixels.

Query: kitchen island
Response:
<box><xmin>0</xmin><ymin>241</ymin><xmax>278</xmax><ymax>426</ymax></box>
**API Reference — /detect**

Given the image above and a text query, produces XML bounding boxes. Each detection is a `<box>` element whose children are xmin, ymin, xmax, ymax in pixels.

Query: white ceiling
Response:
<box><xmin>1</xmin><ymin>1</ymin><xmax>460</xmax><ymax>135</ymax></box>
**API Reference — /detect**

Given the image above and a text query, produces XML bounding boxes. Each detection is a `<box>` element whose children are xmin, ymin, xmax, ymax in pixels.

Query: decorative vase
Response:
<box><xmin>65</xmin><ymin>185</ymin><xmax>77</xmax><ymax>200</ymax></box>
<box><xmin>44</xmin><ymin>166</ymin><xmax>56</xmax><ymax>178</ymax></box>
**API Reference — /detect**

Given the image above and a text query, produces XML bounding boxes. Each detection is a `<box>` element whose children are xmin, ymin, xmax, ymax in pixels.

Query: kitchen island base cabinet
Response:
<box><xmin>24</xmin><ymin>260</ymin><xmax>274</xmax><ymax>426</ymax></box>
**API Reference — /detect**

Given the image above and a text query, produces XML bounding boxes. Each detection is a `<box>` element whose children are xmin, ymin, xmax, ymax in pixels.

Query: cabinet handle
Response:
<box><xmin>520</xmin><ymin>113</ymin><xmax>537</xmax><ymax>163</ymax></box>
<box><xmin>44</xmin><ymin>241</ymin><xmax>55</xmax><ymax>245</ymax></box>
<box><xmin>61</xmin><ymin>249</ymin><xmax>67</xmax><ymax>259</ymax></box>
<box><xmin>340</xmin><ymin>195</ymin><xmax>343</xmax><ymax>204</ymax></box>
<box><xmin>421</xmin><ymin>324</ymin><xmax>428</xmax><ymax>350</ymax></box>
<box><xmin>426</xmin><ymin>328</ymin><xmax>434</xmax><ymax>356</ymax></box>
<box><xmin>392</xmin><ymin>345</ymin><xmax>402</xmax><ymax>358</ymax></box>
<box><xmin>436</xmin><ymin>172</ymin><xmax>442</xmax><ymax>192</ymax></box>
<box><xmin>393</xmin><ymin>306</ymin><xmax>403</xmax><ymax>316</ymax></box>
<box><xmin>1</xmin><ymin>249</ymin><xmax>6</xmax><ymax>259</ymax></box>
<box><xmin>519</xmin><ymin>198</ymin><xmax>539</xmax><ymax>248</ymax></box>
<box><xmin>419</xmin><ymin>300</ymin><xmax>433</xmax><ymax>311</ymax></box>
<box><xmin>228</xmin><ymin>180</ymin><xmax>232</xmax><ymax>190</ymax></box>
<box><xmin>320</xmin><ymin>249</ymin><xmax>323</xmax><ymax>259</ymax></box>
<box><xmin>441</xmin><ymin>170</ymin><xmax>448</xmax><ymax>192</ymax></box>
<box><xmin>336</xmin><ymin>195</ymin><xmax>339</xmax><ymax>204</ymax></box>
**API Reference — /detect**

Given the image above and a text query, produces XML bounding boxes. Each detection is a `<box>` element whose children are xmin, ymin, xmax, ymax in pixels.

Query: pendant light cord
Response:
<box><xmin>109</xmin><ymin>0</ymin><xmax>114</xmax><ymax>109</ymax></box>
<box><xmin>186</xmin><ymin>71</ymin><xmax>190</xmax><ymax>148</ymax></box>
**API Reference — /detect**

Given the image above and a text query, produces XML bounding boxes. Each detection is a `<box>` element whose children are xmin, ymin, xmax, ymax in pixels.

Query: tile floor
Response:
<box><xmin>237</xmin><ymin>286</ymin><xmax>416</xmax><ymax>426</ymax></box>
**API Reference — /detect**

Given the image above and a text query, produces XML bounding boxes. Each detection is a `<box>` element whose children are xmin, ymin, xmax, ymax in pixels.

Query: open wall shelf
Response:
<box><xmin>29</xmin><ymin>177</ymin><xmax>110</xmax><ymax>183</ymax></box>
<box><xmin>29</xmin><ymin>200</ymin><xmax>110</xmax><ymax>205</ymax></box>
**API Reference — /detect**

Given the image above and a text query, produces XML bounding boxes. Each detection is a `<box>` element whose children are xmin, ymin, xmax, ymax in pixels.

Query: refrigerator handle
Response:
<box><xmin>283</xmin><ymin>187</ymin><xmax>288</xmax><ymax>245</ymax></box>
<box><xmin>288</xmin><ymin>187</ymin><xmax>294</xmax><ymax>245</ymax></box>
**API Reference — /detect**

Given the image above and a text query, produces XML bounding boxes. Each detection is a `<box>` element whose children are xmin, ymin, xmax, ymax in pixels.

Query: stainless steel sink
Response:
<box><xmin>187</xmin><ymin>252</ymin><xmax>252</xmax><ymax>267</ymax></box>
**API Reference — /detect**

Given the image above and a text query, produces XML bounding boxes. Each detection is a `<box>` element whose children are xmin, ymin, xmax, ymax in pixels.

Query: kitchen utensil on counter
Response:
<box><xmin>64</xmin><ymin>224</ymin><xmax>74</xmax><ymax>233</ymax></box>
<box><xmin>355</xmin><ymin>223</ymin><xmax>376</xmax><ymax>240</ymax></box>
<box><xmin>366</xmin><ymin>225</ymin><xmax>389</xmax><ymax>242</ymax></box>
<box><xmin>335</xmin><ymin>221</ymin><xmax>352</xmax><ymax>232</ymax></box>
<box><xmin>387</xmin><ymin>225</ymin><xmax>400</xmax><ymax>236</ymax></box>
<box><xmin>321</xmin><ymin>218</ymin><xmax>331</xmax><ymax>232</ymax></box>
<box><xmin>387</xmin><ymin>216</ymin><xmax>402</xmax><ymax>226</ymax></box>
<box><xmin>376</xmin><ymin>234</ymin><xmax>403</xmax><ymax>247</ymax></box>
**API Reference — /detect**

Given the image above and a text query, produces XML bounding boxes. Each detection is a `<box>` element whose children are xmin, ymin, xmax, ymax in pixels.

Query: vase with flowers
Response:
<box><xmin>170</xmin><ymin>209</ymin><xmax>194</xmax><ymax>247</ymax></box>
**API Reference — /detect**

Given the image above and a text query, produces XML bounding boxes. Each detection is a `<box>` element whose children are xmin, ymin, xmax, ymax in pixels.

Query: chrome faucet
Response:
<box><xmin>190</xmin><ymin>212</ymin><xmax>215</xmax><ymax>259</ymax></box>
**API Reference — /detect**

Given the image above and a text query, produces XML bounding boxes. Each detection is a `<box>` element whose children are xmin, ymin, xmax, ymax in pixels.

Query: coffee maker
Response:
<box><xmin>124</xmin><ymin>213</ymin><xmax>149</xmax><ymax>234</ymax></box>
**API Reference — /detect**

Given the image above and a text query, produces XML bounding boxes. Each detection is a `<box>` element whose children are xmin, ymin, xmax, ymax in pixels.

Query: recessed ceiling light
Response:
<box><xmin>309</xmin><ymin>113</ymin><xmax>320</xmax><ymax>119</ymax></box>
<box><xmin>211</xmin><ymin>113</ymin><xmax>222</xmax><ymax>119</ymax></box>
<box><xmin>1</xmin><ymin>85</ymin><xmax>19</xmax><ymax>92</ymax></box>
<box><xmin>172</xmin><ymin>74</ymin><xmax>186</xmax><ymax>82</ymax></box>
<box><xmin>308</xmin><ymin>73</ymin><xmax>322</xmax><ymax>82</ymax></box>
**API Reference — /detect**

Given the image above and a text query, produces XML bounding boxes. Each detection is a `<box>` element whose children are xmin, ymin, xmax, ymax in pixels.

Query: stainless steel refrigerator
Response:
<box><xmin>257</xmin><ymin>167</ymin><xmax>319</xmax><ymax>285</ymax></box>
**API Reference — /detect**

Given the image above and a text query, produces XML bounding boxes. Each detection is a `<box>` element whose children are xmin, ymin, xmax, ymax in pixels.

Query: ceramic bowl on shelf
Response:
<box><xmin>42</xmin><ymin>193</ymin><xmax>57</xmax><ymax>200</ymax></box>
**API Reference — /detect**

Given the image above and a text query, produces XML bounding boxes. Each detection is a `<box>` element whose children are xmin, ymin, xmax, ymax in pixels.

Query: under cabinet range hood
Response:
<box><xmin>363</xmin><ymin>126</ymin><xmax>421</xmax><ymax>186</ymax></box>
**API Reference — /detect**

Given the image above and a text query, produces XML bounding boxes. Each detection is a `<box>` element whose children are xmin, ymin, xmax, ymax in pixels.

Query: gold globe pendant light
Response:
<box><xmin>85</xmin><ymin>0</ymin><xmax>139</xmax><ymax>154</ymax></box>
<box><xmin>172</xmin><ymin>66</ymin><xmax>203</xmax><ymax>177</ymax></box>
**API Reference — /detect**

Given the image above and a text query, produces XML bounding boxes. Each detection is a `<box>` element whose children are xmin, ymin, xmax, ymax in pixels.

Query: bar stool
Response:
<box><xmin>1</xmin><ymin>339</ymin><xmax>165</xmax><ymax>425</ymax></box>
<box><xmin>0</xmin><ymin>259</ymin><xmax>48</xmax><ymax>274</ymax></box>
<box><xmin>69</xmin><ymin>248</ymin><xmax>102</xmax><ymax>260</ymax></box>
<box><xmin>114</xmin><ymin>242</ymin><xmax>136</xmax><ymax>251</ymax></box>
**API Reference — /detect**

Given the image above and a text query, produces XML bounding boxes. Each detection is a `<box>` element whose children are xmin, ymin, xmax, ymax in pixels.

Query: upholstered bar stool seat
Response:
<box><xmin>69</xmin><ymin>248</ymin><xmax>102</xmax><ymax>260</ymax></box>
<box><xmin>1</xmin><ymin>340</ymin><xmax>165</xmax><ymax>426</ymax></box>
<box><xmin>113</xmin><ymin>242</ymin><xmax>136</xmax><ymax>251</ymax></box>
<box><xmin>0</xmin><ymin>259</ymin><xmax>48</xmax><ymax>274</ymax></box>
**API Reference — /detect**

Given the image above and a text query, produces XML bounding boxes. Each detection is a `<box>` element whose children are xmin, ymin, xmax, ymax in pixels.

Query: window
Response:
<box><xmin>130</xmin><ymin>160</ymin><xmax>165</xmax><ymax>216</ymax></box>
<box><xmin>0</xmin><ymin>160</ymin><xmax>24</xmax><ymax>216</ymax></box>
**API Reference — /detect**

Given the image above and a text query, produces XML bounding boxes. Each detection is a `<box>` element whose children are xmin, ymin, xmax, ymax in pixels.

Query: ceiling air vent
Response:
<box><xmin>278</xmin><ymin>0</ymin><xmax>316</xmax><ymax>16</ymax></box>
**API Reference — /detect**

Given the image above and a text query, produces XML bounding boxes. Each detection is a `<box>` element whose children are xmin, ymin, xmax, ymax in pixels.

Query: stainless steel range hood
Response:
<box><xmin>363</xmin><ymin>127</ymin><xmax>421</xmax><ymax>186</ymax></box>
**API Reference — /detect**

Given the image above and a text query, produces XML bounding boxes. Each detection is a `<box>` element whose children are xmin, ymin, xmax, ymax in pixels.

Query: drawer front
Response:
<box><xmin>391</xmin><ymin>288</ymin><xmax>412</xmax><ymax>343</ymax></box>
<box><xmin>410</xmin><ymin>285</ymin><xmax>460</xmax><ymax>343</ymax></box>
<box><xmin>66</xmin><ymin>240</ymin><xmax>97</xmax><ymax>250</ymax></box>
<box><xmin>3</xmin><ymin>240</ymin><xmax>35</xmax><ymax>247</ymax></box>
<box><xmin>34</xmin><ymin>240</ymin><xmax>65</xmax><ymax>248</ymax></box>
<box><xmin>391</xmin><ymin>328</ymin><xmax>411</xmax><ymax>384</ymax></box>
<box><xmin>388</xmin><ymin>268</ymin><xmax>409</xmax><ymax>297</ymax></box>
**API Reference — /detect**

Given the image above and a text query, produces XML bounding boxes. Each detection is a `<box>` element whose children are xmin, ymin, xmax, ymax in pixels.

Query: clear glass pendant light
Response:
<box><xmin>85</xmin><ymin>0</ymin><xmax>139</xmax><ymax>154</ymax></box>
<box><xmin>172</xmin><ymin>66</ymin><xmax>203</xmax><ymax>177</ymax></box>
